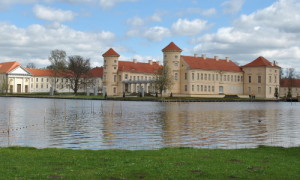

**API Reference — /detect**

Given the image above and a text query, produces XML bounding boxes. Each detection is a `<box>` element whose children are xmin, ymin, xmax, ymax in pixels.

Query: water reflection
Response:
<box><xmin>1</xmin><ymin>97</ymin><xmax>300</xmax><ymax>150</ymax></box>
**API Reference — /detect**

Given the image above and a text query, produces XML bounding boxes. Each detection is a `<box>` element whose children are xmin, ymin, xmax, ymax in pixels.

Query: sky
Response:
<box><xmin>0</xmin><ymin>0</ymin><xmax>300</xmax><ymax>71</ymax></box>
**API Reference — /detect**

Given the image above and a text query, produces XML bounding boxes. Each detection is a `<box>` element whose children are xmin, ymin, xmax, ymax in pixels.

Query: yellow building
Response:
<box><xmin>103</xmin><ymin>42</ymin><xmax>280</xmax><ymax>99</ymax></box>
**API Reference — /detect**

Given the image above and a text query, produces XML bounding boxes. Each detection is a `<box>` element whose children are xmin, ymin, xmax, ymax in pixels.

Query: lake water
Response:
<box><xmin>1</xmin><ymin>97</ymin><xmax>300</xmax><ymax>150</ymax></box>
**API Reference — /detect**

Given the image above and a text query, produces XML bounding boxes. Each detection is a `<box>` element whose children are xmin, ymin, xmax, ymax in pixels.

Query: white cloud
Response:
<box><xmin>126</xmin><ymin>17</ymin><xmax>144</xmax><ymax>26</ymax></box>
<box><xmin>172</xmin><ymin>18</ymin><xmax>208</xmax><ymax>36</ymax></box>
<box><xmin>33</xmin><ymin>5</ymin><xmax>77</xmax><ymax>22</ymax></box>
<box><xmin>0</xmin><ymin>22</ymin><xmax>115</xmax><ymax>67</ymax></box>
<box><xmin>193</xmin><ymin>0</ymin><xmax>300</xmax><ymax>69</ymax></box>
<box><xmin>149</xmin><ymin>13</ymin><xmax>162</xmax><ymax>22</ymax></box>
<box><xmin>221</xmin><ymin>0</ymin><xmax>245</xmax><ymax>14</ymax></box>
<box><xmin>143</xmin><ymin>26</ymin><xmax>171</xmax><ymax>41</ymax></box>
<box><xmin>99</xmin><ymin>0</ymin><xmax>139</xmax><ymax>9</ymax></box>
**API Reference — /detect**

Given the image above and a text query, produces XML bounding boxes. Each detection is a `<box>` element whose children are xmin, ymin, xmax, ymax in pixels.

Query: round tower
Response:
<box><xmin>102</xmin><ymin>48</ymin><xmax>119</xmax><ymax>96</ymax></box>
<box><xmin>162</xmin><ymin>42</ymin><xmax>182</xmax><ymax>94</ymax></box>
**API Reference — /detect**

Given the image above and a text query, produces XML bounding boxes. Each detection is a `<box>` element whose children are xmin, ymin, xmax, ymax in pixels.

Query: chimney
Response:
<box><xmin>202</xmin><ymin>54</ymin><xmax>206</xmax><ymax>60</ymax></box>
<box><xmin>226</xmin><ymin>57</ymin><xmax>230</xmax><ymax>62</ymax></box>
<box><xmin>194</xmin><ymin>54</ymin><xmax>198</xmax><ymax>57</ymax></box>
<box><xmin>133</xmin><ymin>59</ymin><xmax>137</xmax><ymax>63</ymax></box>
<box><xmin>148</xmin><ymin>60</ymin><xmax>153</xmax><ymax>65</ymax></box>
<box><xmin>214</xmin><ymin>56</ymin><xmax>219</xmax><ymax>61</ymax></box>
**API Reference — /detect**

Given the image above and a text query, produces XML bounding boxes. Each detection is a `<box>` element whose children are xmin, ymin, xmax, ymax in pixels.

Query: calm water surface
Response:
<box><xmin>0</xmin><ymin>97</ymin><xmax>300</xmax><ymax>150</ymax></box>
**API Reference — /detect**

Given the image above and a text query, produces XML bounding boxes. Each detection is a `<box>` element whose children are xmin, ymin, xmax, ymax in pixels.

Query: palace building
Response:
<box><xmin>1</xmin><ymin>42</ymin><xmax>282</xmax><ymax>98</ymax></box>
<box><xmin>103</xmin><ymin>42</ymin><xmax>281</xmax><ymax>98</ymax></box>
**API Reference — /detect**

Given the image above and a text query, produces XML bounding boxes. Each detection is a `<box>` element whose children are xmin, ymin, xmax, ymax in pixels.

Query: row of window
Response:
<box><xmin>184</xmin><ymin>84</ymin><xmax>215</xmax><ymax>92</ymax></box>
<box><xmin>248</xmin><ymin>87</ymin><xmax>274</xmax><ymax>94</ymax></box>
<box><xmin>248</xmin><ymin>75</ymin><xmax>277</xmax><ymax>83</ymax></box>
<box><xmin>182</xmin><ymin>72</ymin><xmax>243</xmax><ymax>82</ymax></box>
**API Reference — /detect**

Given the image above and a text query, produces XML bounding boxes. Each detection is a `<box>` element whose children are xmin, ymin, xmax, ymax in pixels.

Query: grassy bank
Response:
<box><xmin>1</xmin><ymin>146</ymin><xmax>299</xmax><ymax>179</ymax></box>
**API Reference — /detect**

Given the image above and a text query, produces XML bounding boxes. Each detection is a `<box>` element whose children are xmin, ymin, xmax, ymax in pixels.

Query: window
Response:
<box><xmin>113</xmin><ymin>87</ymin><xmax>116</xmax><ymax>93</ymax></box>
<box><xmin>231</xmin><ymin>75</ymin><xmax>233</xmax><ymax>82</ymax></box>
<box><xmin>41</xmin><ymin>78</ymin><xmax>43</xmax><ymax>82</ymax></box>
<box><xmin>61</xmin><ymin>85</ymin><xmax>63</xmax><ymax>89</ymax></box>
<box><xmin>235</xmin><ymin>75</ymin><xmax>237</xmax><ymax>82</ymax></box>
<box><xmin>175</xmin><ymin>55</ymin><xmax>178</xmax><ymax>59</ymax></box>
<box><xmin>212</xmin><ymin>74</ymin><xmax>215</xmax><ymax>81</ymax></box>
<box><xmin>114</xmin><ymin>67</ymin><xmax>117</xmax><ymax>70</ymax></box>
<box><xmin>212</xmin><ymin>86</ymin><xmax>214</xmax><ymax>92</ymax></box>
<box><xmin>174</xmin><ymin>62</ymin><xmax>178</xmax><ymax>66</ymax></box>
<box><xmin>119</xmin><ymin>75</ymin><xmax>122</xmax><ymax>81</ymax></box>
<box><xmin>36</xmin><ymin>78</ymin><xmax>38</xmax><ymax>82</ymax></box>
<box><xmin>125</xmin><ymin>74</ymin><xmax>128</xmax><ymax>79</ymax></box>
<box><xmin>184</xmin><ymin>85</ymin><xmax>187</xmax><ymax>91</ymax></box>
<box><xmin>185</xmin><ymin>73</ymin><xmax>187</xmax><ymax>80</ymax></box>
<box><xmin>201</xmin><ymin>85</ymin><xmax>203</xmax><ymax>91</ymax></box>
<box><xmin>114</xmin><ymin>75</ymin><xmax>117</xmax><ymax>82</ymax></box>
<box><xmin>208</xmin><ymin>74</ymin><xmax>211</xmax><ymax>81</ymax></box>
<box><xmin>41</xmin><ymin>85</ymin><xmax>43</xmax><ymax>88</ymax></box>
<box><xmin>47</xmin><ymin>78</ymin><xmax>49</xmax><ymax>82</ymax></box>
<box><xmin>258</xmin><ymin>76</ymin><xmax>261</xmax><ymax>83</ymax></box>
<box><xmin>249</xmin><ymin>76</ymin><xmax>252</xmax><ymax>83</ymax></box>
<box><xmin>197</xmin><ymin>73</ymin><xmax>199</xmax><ymax>80</ymax></box>
<box><xmin>36</xmin><ymin>84</ymin><xmax>38</xmax><ymax>88</ymax></box>
<box><xmin>224</xmin><ymin>75</ymin><xmax>226</xmax><ymax>81</ymax></box>
<box><xmin>258</xmin><ymin>87</ymin><xmax>261</xmax><ymax>93</ymax></box>
<box><xmin>208</xmin><ymin>86</ymin><xmax>211</xmax><ymax>92</ymax></box>
<box><xmin>216</xmin><ymin>74</ymin><xmax>218</xmax><ymax>81</ymax></box>
<box><xmin>204</xmin><ymin>74</ymin><xmax>207</xmax><ymax>80</ymax></box>
<box><xmin>275</xmin><ymin>76</ymin><xmax>277</xmax><ymax>83</ymax></box>
<box><xmin>197</xmin><ymin>85</ymin><xmax>199</xmax><ymax>91</ymax></box>
<box><xmin>192</xmin><ymin>85</ymin><xmax>194</xmax><ymax>91</ymax></box>
<box><xmin>204</xmin><ymin>86</ymin><xmax>207</xmax><ymax>92</ymax></box>
<box><xmin>269</xmin><ymin>76</ymin><xmax>272</xmax><ymax>83</ymax></box>
<box><xmin>174</xmin><ymin>73</ymin><xmax>178</xmax><ymax>80</ymax></box>
<box><xmin>192</xmin><ymin>73</ymin><xmax>194</xmax><ymax>80</ymax></box>
<box><xmin>269</xmin><ymin>87</ymin><xmax>272</xmax><ymax>94</ymax></box>
<box><xmin>248</xmin><ymin>87</ymin><xmax>251</xmax><ymax>93</ymax></box>
<box><xmin>114</xmin><ymin>60</ymin><xmax>117</xmax><ymax>63</ymax></box>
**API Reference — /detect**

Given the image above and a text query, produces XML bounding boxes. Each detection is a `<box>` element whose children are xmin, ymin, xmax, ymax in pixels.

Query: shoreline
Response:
<box><xmin>0</xmin><ymin>94</ymin><xmax>287</xmax><ymax>102</ymax></box>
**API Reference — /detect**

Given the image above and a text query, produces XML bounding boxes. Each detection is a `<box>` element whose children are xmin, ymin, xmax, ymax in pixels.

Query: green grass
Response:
<box><xmin>0</xmin><ymin>146</ymin><xmax>299</xmax><ymax>179</ymax></box>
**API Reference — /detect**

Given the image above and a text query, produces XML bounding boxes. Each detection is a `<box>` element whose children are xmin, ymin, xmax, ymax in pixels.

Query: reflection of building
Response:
<box><xmin>0</xmin><ymin>61</ymin><xmax>103</xmax><ymax>93</ymax></box>
<box><xmin>280</xmin><ymin>79</ymin><xmax>300</xmax><ymax>98</ymax></box>
<box><xmin>103</xmin><ymin>42</ymin><xmax>281</xmax><ymax>98</ymax></box>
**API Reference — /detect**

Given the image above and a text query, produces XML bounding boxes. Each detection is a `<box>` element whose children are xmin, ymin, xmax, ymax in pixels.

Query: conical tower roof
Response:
<box><xmin>162</xmin><ymin>42</ymin><xmax>182</xmax><ymax>52</ymax></box>
<box><xmin>102</xmin><ymin>48</ymin><xmax>120</xmax><ymax>57</ymax></box>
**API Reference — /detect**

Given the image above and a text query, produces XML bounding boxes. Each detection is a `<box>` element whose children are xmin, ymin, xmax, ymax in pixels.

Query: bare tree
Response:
<box><xmin>0</xmin><ymin>76</ymin><xmax>9</xmax><ymax>95</ymax></box>
<box><xmin>26</xmin><ymin>63</ymin><xmax>36</xmax><ymax>69</ymax></box>
<box><xmin>67</xmin><ymin>55</ymin><xmax>91</xmax><ymax>94</ymax></box>
<box><xmin>285</xmin><ymin>68</ymin><xmax>296</xmax><ymax>98</ymax></box>
<box><xmin>154</xmin><ymin>66</ymin><xmax>173</xmax><ymax>97</ymax></box>
<box><xmin>47</xmin><ymin>50</ymin><xmax>67</xmax><ymax>92</ymax></box>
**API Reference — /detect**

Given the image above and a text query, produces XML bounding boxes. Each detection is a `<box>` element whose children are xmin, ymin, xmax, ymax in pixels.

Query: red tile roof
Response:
<box><xmin>280</xmin><ymin>78</ymin><xmax>300</xmax><ymax>87</ymax></box>
<box><xmin>102</xmin><ymin>48</ymin><xmax>120</xmax><ymax>57</ymax></box>
<box><xmin>0</xmin><ymin>61</ymin><xmax>21</xmax><ymax>74</ymax></box>
<box><xmin>162</xmin><ymin>42</ymin><xmax>182</xmax><ymax>52</ymax></box>
<box><xmin>182</xmin><ymin>56</ymin><xmax>242</xmax><ymax>72</ymax></box>
<box><xmin>26</xmin><ymin>68</ymin><xmax>56</xmax><ymax>77</ymax></box>
<box><xmin>89</xmin><ymin>67</ymin><xmax>103</xmax><ymax>77</ymax></box>
<box><xmin>242</xmin><ymin>56</ymin><xmax>280</xmax><ymax>68</ymax></box>
<box><xmin>118</xmin><ymin>61</ymin><xmax>162</xmax><ymax>74</ymax></box>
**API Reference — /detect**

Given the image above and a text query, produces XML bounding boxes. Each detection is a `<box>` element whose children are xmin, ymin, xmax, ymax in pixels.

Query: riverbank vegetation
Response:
<box><xmin>1</xmin><ymin>146</ymin><xmax>300</xmax><ymax>179</ymax></box>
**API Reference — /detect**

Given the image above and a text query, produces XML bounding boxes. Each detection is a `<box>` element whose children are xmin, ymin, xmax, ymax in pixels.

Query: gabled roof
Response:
<box><xmin>182</xmin><ymin>56</ymin><xmax>242</xmax><ymax>72</ymax></box>
<box><xmin>0</xmin><ymin>61</ymin><xmax>21</xmax><ymax>74</ymax></box>
<box><xmin>102</xmin><ymin>48</ymin><xmax>120</xmax><ymax>57</ymax></box>
<box><xmin>162</xmin><ymin>42</ymin><xmax>182</xmax><ymax>52</ymax></box>
<box><xmin>26</xmin><ymin>68</ymin><xmax>56</xmax><ymax>77</ymax></box>
<box><xmin>242</xmin><ymin>56</ymin><xmax>280</xmax><ymax>68</ymax></box>
<box><xmin>280</xmin><ymin>78</ymin><xmax>300</xmax><ymax>87</ymax></box>
<box><xmin>89</xmin><ymin>67</ymin><xmax>103</xmax><ymax>78</ymax></box>
<box><xmin>118</xmin><ymin>61</ymin><xmax>162</xmax><ymax>74</ymax></box>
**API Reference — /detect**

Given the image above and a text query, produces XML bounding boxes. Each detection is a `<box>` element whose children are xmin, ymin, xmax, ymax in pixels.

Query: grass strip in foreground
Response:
<box><xmin>0</xmin><ymin>146</ymin><xmax>299</xmax><ymax>179</ymax></box>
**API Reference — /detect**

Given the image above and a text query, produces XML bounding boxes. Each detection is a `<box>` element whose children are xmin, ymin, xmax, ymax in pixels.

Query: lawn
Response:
<box><xmin>0</xmin><ymin>146</ymin><xmax>299</xmax><ymax>179</ymax></box>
